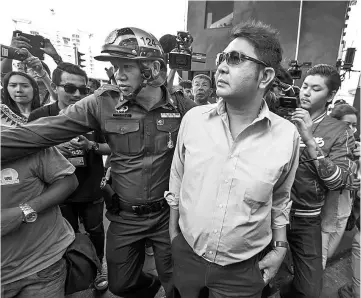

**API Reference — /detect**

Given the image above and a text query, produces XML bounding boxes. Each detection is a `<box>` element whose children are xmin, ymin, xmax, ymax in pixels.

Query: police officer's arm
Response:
<box><xmin>167</xmin><ymin>111</ymin><xmax>190</xmax><ymax>242</ymax></box>
<box><xmin>1</xmin><ymin>94</ymin><xmax>102</xmax><ymax>163</ymax></box>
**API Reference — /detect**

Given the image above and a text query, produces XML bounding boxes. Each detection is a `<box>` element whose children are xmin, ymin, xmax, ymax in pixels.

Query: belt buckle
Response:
<box><xmin>132</xmin><ymin>206</ymin><xmax>141</xmax><ymax>215</ymax></box>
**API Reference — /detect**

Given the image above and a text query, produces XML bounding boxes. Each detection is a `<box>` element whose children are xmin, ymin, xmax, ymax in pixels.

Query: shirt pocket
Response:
<box><xmin>154</xmin><ymin>119</ymin><xmax>180</xmax><ymax>153</ymax></box>
<box><xmin>244</xmin><ymin>180</ymin><xmax>273</xmax><ymax>215</ymax></box>
<box><xmin>105</xmin><ymin>120</ymin><xmax>142</xmax><ymax>155</ymax></box>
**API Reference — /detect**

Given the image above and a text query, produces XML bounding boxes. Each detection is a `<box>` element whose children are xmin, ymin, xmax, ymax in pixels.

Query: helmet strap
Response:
<box><xmin>122</xmin><ymin>65</ymin><xmax>151</xmax><ymax>101</ymax></box>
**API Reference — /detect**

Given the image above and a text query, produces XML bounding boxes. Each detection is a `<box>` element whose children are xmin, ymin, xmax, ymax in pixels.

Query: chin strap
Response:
<box><xmin>122</xmin><ymin>65</ymin><xmax>152</xmax><ymax>101</ymax></box>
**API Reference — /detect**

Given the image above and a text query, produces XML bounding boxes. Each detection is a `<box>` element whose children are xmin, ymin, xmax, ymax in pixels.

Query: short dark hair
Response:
<box><xmin>275</xmin><ymin>67</ymin><xmax>293</xmax><ymax>85</ymax></box>
<box><xmin>230</xmin><ymin>20</ymin><xmax>283</xmax><ymax>74</ymax></box>
<box><xmin>88</xmin><ymin>78</ymin><xmax>101</xmax><ymax>89</ymax></box>
<box><xmin>192</xmin><ymin>74</ymin><xmax>212</xmax><ymax>86</ymax></box>
<box><xmin>179</xmin><ymin>80</ymin><xmax>192</xmax><ymax>89</ymax></box>
<box><xmin>305</xmin><ymin>64</ymin><xmax>341</xmax><ymax>95</ymax></box>
<box><xmin>52</xmin><ymin>62</ymin><xmax>88</xmax><ymax>86</ymax></box>
<box><xmin>330</xmin><ymin>104</ymin><xmax>358</xmax><ymax>120</ymax></box>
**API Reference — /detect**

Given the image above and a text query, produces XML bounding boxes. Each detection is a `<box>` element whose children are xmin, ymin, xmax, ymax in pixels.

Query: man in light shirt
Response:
<box><xmin>166</xmin><ymin>20</ymin><xmax>300</xmax><ymax>297</ymax></box>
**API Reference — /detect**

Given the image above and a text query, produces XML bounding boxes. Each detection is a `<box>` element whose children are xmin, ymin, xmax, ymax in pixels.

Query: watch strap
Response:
<box><xmin>272</xmin><ymin>241</ymin><xmax>289</xmax><ymax>249</ymax></box>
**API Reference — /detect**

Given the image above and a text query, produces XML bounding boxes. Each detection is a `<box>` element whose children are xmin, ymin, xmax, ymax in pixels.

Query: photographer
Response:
<box><xmin>280</xmin><ymin>64</ymin><xmax>358</xmax><ymax>298</ymax></box>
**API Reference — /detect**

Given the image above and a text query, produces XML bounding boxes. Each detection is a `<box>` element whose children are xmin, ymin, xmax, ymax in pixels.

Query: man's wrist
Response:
<box><xmin>52</xmin><ymin>54</ymin><xmax>62</xmax><ymax>65</ymax></box>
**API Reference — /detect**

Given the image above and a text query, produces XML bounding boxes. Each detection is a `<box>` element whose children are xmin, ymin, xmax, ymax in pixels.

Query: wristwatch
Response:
<box><xmin>272</xmin><ymin>241</ymin><xmax>289</xmax><ymax>249</ymax></box>
<box><xmin>89</xmin><ymin>141</ymin><xmax>99</xmax><ymax>151</ymax></box>
<box><xmin>19</xmin><ymin>203</ymin><xmax>38</xmax><ymax>223</ymax></box>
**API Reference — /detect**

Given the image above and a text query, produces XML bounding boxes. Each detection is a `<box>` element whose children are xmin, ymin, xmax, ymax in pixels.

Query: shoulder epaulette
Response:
<box><xmin>95</xmin><ymin>84</ymin><xmax>121</xmax><ymax>97</ymax></box>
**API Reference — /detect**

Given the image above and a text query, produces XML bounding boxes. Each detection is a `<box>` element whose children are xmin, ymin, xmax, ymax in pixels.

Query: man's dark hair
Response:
<box><xmin>275</xmin><ymin>67</ymin><xmax>293</xmax><ymax>85</ymax></box>
<box><xmin>230</xmin><ymin>20</ymin><xmax>283</xmax><ymax>74</ymax></box>
<box><xmin>52</xmin><ymin>62</ymin><xmax>88</xmax><ymax>86</ymax></box>
<box><xmin>330</xmin><ymin>103</ymin><xmax>358</xmax><ymax>120</ymax></box>
<box><xmin>88</xmin><ymin>78</ymin><xmax>101</xmax><ymax>89</ymax></box>
<box><xmin>305</xmin><ymin>64</ymin><xmax>341</xmax><ymax>96</ymax></box>
<box><xmin>179</xmin><ymin>80</ymin><xmax>192</xmax><ymax>89</ymax></box>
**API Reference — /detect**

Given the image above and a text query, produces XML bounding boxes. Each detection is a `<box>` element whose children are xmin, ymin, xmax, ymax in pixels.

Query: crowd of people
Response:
<box><xmin>1</xmin><ymin>19</ymin><xmax>360</xmax><ymax>298</ymax></box>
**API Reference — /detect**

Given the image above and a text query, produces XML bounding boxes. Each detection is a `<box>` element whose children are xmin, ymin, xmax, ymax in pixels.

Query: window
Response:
<box><xmin>205</xmin><ymin>1</ymin><xmax>234</xmax><ymax>29</ymax></box>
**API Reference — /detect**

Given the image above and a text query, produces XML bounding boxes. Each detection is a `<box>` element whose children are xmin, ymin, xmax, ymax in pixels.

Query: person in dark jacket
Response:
<box><xmin>280</xmin><ymin>64</ymin><xmax>358</xmax><ymax>298</ymax></box>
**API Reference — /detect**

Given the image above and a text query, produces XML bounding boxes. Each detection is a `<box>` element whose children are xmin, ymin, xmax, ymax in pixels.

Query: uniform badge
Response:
<box><xmin>157</xmin><ymin>119</ymin><xmax>164</xmax><ymax>126</ymax></box>
<box><xmin>115</xmin><ymin>106</ymin><xmax>129</xmax><ymax>113</ymax></box>
<box><xmin>1</xmin><ymin>168</ymin><xmax>20</xmax><ymax>185</ymax></box>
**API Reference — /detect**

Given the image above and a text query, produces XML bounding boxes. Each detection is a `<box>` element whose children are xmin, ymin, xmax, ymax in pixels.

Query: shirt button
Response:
<box><xmin>219</xmin><ymin>204</ymin><xmax>223</xmax><ymax>208</ymax></box>
<box><xmin>144</xmin><ymin>187</ymin><xmax>147</xmax><ymax>191</ymax></box>
<box><xmin>224</xmin><ymin>180</ymin><xmax>229</xmax><ymax>184</ymax></box>
<box><xmin>213</xmin><ymin>229</ymin><xmax>218</xmax><ymax>233</ymax></box>
<box><xmin>209</xmin><ymin>251</ymin><xmax>213</xmax><ymax>255</ymax></box>
<box><xmin>146</xmin><ymin>132</ymin><xmax>150</xmax><ymax>136</ymax></box>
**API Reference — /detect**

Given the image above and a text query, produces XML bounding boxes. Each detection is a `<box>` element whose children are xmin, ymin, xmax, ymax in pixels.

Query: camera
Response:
<box><xmin>0</xmin><ymin>44</ymin><xmax>30</xmax><ymax>61</ymax></box>
<box><xmin>272</xmin><ymin>80</ymin><xmax>301</xmax><ymax>120</ymax></box>
<box><xmin>287</xmin><ymin>60</ymin><xmax>312</xmax><ymax>79</ymax></box>
<box><xmin>168</xmin><ymin>31</ymin><xmax>193</xmax><ymax>70</ymax></box>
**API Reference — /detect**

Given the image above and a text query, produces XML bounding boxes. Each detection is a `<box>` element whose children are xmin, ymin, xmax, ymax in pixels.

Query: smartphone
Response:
<box><xmin>13</xmin><ymin>30</ymin><xmax>45</xmax><ymax>60</ymax></box>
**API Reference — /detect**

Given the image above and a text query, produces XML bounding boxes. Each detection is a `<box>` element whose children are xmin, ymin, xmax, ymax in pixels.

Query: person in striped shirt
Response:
<box><xmin>280</xmin><ymin>64</ymin><xmax>358</xmax><ymax>298</ymax></box>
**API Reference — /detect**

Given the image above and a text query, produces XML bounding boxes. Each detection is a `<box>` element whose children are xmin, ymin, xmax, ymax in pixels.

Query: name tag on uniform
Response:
<box><xmin>160</xmin><ymin>113</ymin><xmax>181</xmax><ymax>118</ymax></box>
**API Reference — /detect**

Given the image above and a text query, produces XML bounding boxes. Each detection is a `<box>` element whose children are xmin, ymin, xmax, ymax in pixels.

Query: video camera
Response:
<box><xmin>287</xmin><ymin>60</ymin><xmax>312</xmax><ymax>79</ymax></box>
<box><xmin>272</xmin><ymin>80</ymin><xmax>301</xmax><ymax>120</ymax></box>
<box><xmin>167</xmin><ymin>31</ymin><xmax>193</xmax><ymax>70</ymax></box>
<box><xmin>0</xmin><ymin>44</ymin><xmax>30</xmax><ymax>61</ymax></box>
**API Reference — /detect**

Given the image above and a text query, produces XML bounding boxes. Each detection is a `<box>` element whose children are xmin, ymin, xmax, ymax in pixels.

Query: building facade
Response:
<box><xmin>185</xmin><ymin>1</ymin><xmax>350</xmax><ymax>86</ymax></box>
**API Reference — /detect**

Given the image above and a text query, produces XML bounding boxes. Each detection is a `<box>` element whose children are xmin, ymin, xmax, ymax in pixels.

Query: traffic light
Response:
<box><xmin>74</xmin><ymin>47</ymin><xmax>86</xmax><ymax>68</ymax></box>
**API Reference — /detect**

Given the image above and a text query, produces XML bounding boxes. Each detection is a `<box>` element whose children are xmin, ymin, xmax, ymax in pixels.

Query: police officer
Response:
<box><xmin>1</xmin><ymin>27</ymin><xmax>196</xmax><ymax>298</ymax></box>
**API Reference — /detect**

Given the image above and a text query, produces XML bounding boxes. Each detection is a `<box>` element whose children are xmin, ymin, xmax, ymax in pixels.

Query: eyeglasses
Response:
<box><xmin>216</xmin><ymin>51</ymin><xmax>270</xmax><ymax>67</ymax></box>
<box><xmin>58</xmin><ymin>84</ymin><xmax>90</xmax><ymax>95</ymax></box>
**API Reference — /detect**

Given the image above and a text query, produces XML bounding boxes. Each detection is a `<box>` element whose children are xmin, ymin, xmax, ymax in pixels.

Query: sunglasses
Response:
<box><xmin>216</xmin><ymin>51</ymin><xmax>270</xmax><ymax>67</ymax></box>
<box><xmin>58</xmin><ymin>84</ymin><xmax>90</xmax><ymax>95</ymax></box>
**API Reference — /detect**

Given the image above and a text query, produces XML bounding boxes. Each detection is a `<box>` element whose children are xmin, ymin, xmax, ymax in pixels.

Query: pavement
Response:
<box><xmin>67</xmin><ymin>213</ymin><xmax>356</xmax><ymax>298</ymax></box>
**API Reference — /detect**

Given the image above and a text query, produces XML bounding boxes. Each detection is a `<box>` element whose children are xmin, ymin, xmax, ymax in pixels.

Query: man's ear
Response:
<box><xmin>151</xmin><ymin>61</ymin><xmax>161</xmax><ymax>78</ymax></box>
<box><xmin>259</xmin><ymin>67</ymin><xmax>275</xmax><ymax>91</ymax></box>
<box><xmin>327</xmin><ymin>90</ymin><xmax>337</xmax><ymax>104</ymax></box>
<box><xmin>51</xmin><ymin>82</ymin><xmax>57</xmax><ymax>93</ymax></box>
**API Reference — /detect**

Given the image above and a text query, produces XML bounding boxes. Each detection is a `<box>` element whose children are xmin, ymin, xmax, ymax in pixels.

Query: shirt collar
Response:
<box><xmin>313</xmin><ymin>110</ymin><xmax>327</xmax><ymax>123</ymax></box>
<box><xmin>208</xmin><ymin>97</ymin><xmax>272</xmax><ymax>125</ymax></box>
<box><xmin>115</xmin><ymin>85</ymin><xmax>177</xmax><ymax>111</ymax></box>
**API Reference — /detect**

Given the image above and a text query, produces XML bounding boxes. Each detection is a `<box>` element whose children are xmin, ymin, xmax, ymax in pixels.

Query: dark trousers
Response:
<box><xmin>106</xmin><ymin>206</ymin><xmax>173</xmax><ymax>298</ymax></box>
<box><xmin>280</xmin><ymin>215</ymin><xmax>323</xmax><ymax>298</ymax></box>
<box><xmin>172</xmin><ymin>232</ymin><xmax>266</xmax><ymax>298</ymax></box>
<box><xmin>60</xmin><ymin>198</ymin><xmax>105</xmax><ymax>262</ymax></box>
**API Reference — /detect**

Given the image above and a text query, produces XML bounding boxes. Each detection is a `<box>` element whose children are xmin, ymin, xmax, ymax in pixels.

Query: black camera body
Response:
<box><xmin>276</xmin><ymin>96</ymin><xmax>301</xmax><ymax>120</ymax></box>
<box><xmin>272</xmin><ymin>80</ymin><xmax>301</xmax><ymax>120</ymax></box>
<box><xmin>0</xmin><ymin>44</ymin><xmax>30</xmax><ymax>61</ymax></box>
<box><xmin>13</xmin><ymin>30</ymin><xmax>45</xmax><ymax>60</ymax></box>
<box><xmin>168</xmin><ymin>31</ymin><xmax>193</xmax><ymax>70</ymax></box>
